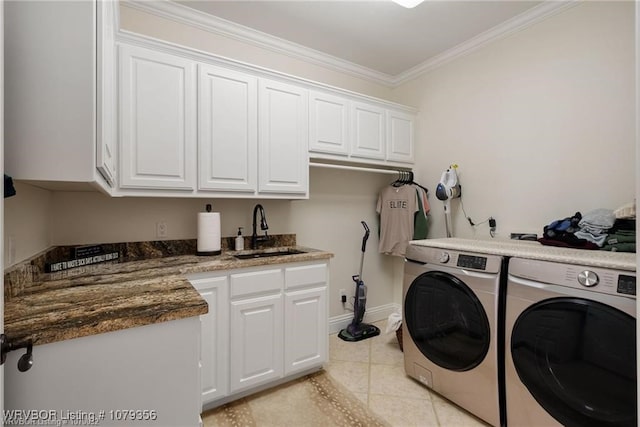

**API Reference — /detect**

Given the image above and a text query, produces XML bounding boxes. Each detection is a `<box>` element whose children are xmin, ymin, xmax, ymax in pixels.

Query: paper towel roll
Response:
<box><xmin>197</xmin><ymin>212</ymin><xmax>221</xmax><ymax>255</ymax></box>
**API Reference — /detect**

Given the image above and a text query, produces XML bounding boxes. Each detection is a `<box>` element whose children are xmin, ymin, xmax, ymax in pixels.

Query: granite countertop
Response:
<box><xmin>410</xmin><ymin>237</ymin><xmax>636</xmax><ymax>271</ymax></box>
<box><xmin>4</xmin><ymin>237</ymin><xmax>332</xmax><ymax>348</ymax></box>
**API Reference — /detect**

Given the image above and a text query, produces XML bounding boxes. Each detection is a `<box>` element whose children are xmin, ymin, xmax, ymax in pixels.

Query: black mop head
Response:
<box><xmin>338</xmin><ymin>323</ymin><xmax>380</xmax><ymax>342</ymax></box>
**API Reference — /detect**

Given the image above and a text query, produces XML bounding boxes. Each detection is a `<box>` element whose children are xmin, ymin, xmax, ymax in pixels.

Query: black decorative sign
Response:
<box><xmin>45</xmin><ymin>251</ymin><xmax>119</xmax><ymax>273</ymax></box>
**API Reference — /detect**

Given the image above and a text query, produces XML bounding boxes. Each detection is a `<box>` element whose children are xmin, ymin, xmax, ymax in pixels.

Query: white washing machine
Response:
<box><xmin>403</xmin><ymin>244</ymin><xmax>504</xmax><ymax>427</ymax></box>
<box><xmin>505</xmin><ymin>257</ymin><xmax>636</xmax><ymax>427</ymax></box>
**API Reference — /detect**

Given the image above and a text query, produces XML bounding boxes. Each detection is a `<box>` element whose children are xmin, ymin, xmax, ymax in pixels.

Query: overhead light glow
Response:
<box><xmin>391</xmin><ymin>0</ymin><xmax>425</xmax><ymax>8</ymax></box>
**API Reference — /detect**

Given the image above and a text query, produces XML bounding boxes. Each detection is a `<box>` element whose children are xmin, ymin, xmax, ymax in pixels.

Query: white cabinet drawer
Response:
<box><xmin>230</xmin><ymin>268</ymin><xmax>283</xmax><ymax>298</ymax></box>
<box><xmin>285</xmin><ymin>263</ymin><xmax>327</xmax><ymax>290</ymax></box>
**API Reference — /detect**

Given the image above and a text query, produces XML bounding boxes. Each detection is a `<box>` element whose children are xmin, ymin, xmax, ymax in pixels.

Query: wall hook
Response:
<box><xmin>1</xmin><ymin>334</ymin><xmax>34</xmax><ymax>372</ymax></box>
<box><xmin>18</xmin><ymin>343</ymin><xmax>33</xmax><ymax>372</ymax></box>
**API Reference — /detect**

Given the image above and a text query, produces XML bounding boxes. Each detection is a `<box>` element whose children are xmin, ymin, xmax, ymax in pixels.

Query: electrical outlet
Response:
<box><xmin>156</xmin><ymin>222</ymin><xmax>168</xmax><ymax>238</ymax></box>
<box><xmin>339</xmin><ymin>289</ymin><xmax>347</xmax><ymax>303</ymax></box>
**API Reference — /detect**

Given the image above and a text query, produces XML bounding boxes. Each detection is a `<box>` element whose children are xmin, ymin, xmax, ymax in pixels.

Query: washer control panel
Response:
<box><xmin>617</xmin><ymin>274</ymin><xmax>636</xmax><ymax>296</ymax></box>
<box><xmin>578</xmin><ymin>270</ymin><xmax>599</xmax><ymax>287</ymax></box>
<box><xmin>509</xmin><ymin>258</ymin><xmax>636</xmax><ymax>298</ymax></box>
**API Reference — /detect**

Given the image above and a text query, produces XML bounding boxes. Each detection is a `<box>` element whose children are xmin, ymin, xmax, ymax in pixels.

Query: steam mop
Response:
<box><xmin>435</xmin><ymin>164</ymin><xmax>461</xmax><ymax>237</ymax></box>
<box><xmin>338</xmin><ymin>221</ymin><xmax>380</xmax><ymax>342</ymax></box>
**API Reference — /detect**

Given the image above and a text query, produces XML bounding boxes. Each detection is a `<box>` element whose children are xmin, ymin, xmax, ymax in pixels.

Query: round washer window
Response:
<box><xmin>404</xmin><ymin>271</ymin><xmax>491</xmax><ymax>371</ymax></box>
<box><xmin>511</xmin><ymin>297</ymin><xmax>636</xmax><ymax>427</ymax></box>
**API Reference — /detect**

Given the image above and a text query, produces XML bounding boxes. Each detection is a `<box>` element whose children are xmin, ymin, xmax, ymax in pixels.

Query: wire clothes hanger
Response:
<box><xmin>391</xmin><ymin>170</ymin><xmax>429</xmax><ymax>194</ymax></box>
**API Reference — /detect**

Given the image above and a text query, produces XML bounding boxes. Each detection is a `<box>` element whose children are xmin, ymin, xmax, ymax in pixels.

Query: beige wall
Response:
<box><xmin>4</xmin><ymin>183</ymin><xmax>52</xmax><ymax>265</ymax></box>
<box><xmin>6</xmin><ymin>169</ymin><xmax>396</xmax><ymax>320</ymax></box>
<box><xmin>392</xmin><ymin>1</ymin><xmax>635</xmax><ymax>239</ymax></box>
<box><xmin>46</xmin><ymin>168</ymin><xmax>396</xmax><ymax>319</ymax></box>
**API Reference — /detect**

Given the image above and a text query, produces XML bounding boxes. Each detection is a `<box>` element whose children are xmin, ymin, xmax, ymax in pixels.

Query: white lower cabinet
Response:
<box><xmin>284</xmin><ymin>287</ymin><xmax>327</xmax><ymax>375</ymax></box>
<box><xmin>188</xmin><ymin>260</ymin><xmax>328</xmax><ymax>409</ymax></box>
<box><xmin>189</xmin><ymin>275</ymin><xmax>229</xmax><ymax>404</ymax></box>
<box><xmin>284</xmin><ymin>262</ymin><xmax>329</xmax><ymax>375</ymax></box>
<box><xmin>230</xmin><ymin>294</ymin><xmax>284</xmax><ymax>392</ymax></box>
<box><xmin>4</xmin><ymin>318</ymin><xmax>202</xmax><ymax>427</ymax></box>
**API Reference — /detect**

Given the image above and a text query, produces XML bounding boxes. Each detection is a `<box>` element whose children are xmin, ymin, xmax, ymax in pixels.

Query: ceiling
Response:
<box><xmin>172</xmin><ymin>0</ymin><xmax>548</xmax><ymax>83</ymax></box>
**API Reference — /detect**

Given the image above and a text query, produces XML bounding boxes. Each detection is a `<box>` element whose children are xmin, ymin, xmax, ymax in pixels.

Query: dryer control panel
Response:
<box><xmin>457</xmin><ymin>254</ymin><xmax>487</xmax><ymax>270</ymax></box>
<box><xmin>405</xmin><ymin>244</ymin><xmax>502</xmax><ymax>274</ymax></box>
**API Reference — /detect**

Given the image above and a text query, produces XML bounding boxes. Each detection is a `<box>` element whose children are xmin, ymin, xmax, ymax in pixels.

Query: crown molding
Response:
<box><xmin>122</xmin><ymin>0</ymin><xmax>579</xmax><ymax>88</ymax></box>
<box><xmin>121</xmin><ymin>0</ymin><xmax>395</xmax><ymax>86</ymax></box>
<box><xmin>391</xmin><ymin>0</ymin><xmax>580</xmax><ymax>85</ymax></box>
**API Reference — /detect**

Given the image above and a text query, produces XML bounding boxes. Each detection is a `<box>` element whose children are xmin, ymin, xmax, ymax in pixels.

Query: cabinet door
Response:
<box><xmin>350</xmin><ymin>101</ymin><xmax>385</xmax><ymax>160</ymax></box>
<box><xmin>189</xmin><ymin>275</ymin><xmax>229</xmax><ymax>406</ymax></box>
<box><xmin>309</xmin><ymin>91</ymin><xmax>349</xmax><ymax>156</ymax></box>
<box><xmin>230</xmin><ymin>294</ymin><xmax>283</xmax><ymax>392</ymax></box>
<box><xmin>5</xmin><ymin>1</ymin><xmax>97</xmax><ymax>185</ymax></box>
<box><xmin>386</xmin><ymin>110</ymin><xmax>415</xmax><ymax>164</ymax></box>
<box><xmin>5</xmin><ymin>318</ymin><xmax>202</xmax><ymax>427</ymax></box>
<box><xmin>119</xmin><ymin>44</ymin><xmax>196</xmax><ymax>190</ymax></box>
<box><xmin>284</xmin><ymin>287</ymin><xmax>327</xmax><ymax>375</ymax></box>
<box><xmin>199</xmin><ymin>65</ymin><xmax>258</xmax><ymax>192</ymax></box>
<box><xmin>258</xmin><ymin>79</ymin><xmax>308</xmax><ymax>195</ymax></box>
<box><xmin>96</xmin><ymin>0</ymin><xmax>117</xmax><ymax>187</ymax></box>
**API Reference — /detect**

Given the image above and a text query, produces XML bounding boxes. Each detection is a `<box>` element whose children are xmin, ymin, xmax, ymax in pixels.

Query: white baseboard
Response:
<box><xmin>328</xmin><ymin>302</ymin><xmax>401</xmax><ymax>335</ymax></box>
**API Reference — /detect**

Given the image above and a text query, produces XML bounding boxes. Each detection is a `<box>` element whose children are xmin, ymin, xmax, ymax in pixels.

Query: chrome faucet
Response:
<box><xmin>251</xmin><ymin>204</ymin><xmax>270</xmax><ymax>249</ymax></box>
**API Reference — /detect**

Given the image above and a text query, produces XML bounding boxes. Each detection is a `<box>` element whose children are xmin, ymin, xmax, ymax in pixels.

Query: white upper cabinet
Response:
<box><xmin>119</xmin><ymin>45</ymin><xmax>197</xmax><ymax>190</ymax></box>
<box><xmin>198</xmin><ymin>65</ymin><xmax>258</xmax><ymax>193</ymax></box>
<box><xmin>258</xmin><ymin>79</ymin><xmax>309</xmax><ymax>195</ymax></box>
<box><xmin>350</xmin><ymin>101</ymin><xmax>386</xmax><ymax>160</ymax></box>
<box><xmin>4</xmin><ymin>0</ymin><xmax>116</xmax><ymax>192</ymax></box>
<box><xmin>386</xmin><ymin>109</ymin><xmax>415</xmax><ymax>164</ymax></box>
<box><xmin>309</xmin><ymin>91</ymin><xmax>349</xmax><ymax>156</ymax></box>
<box><xmin>7</xmin><ymin>6</ymin><xmax>416</xmax><ymax>195</ymax></box>
<box><xmin>308</xmin><ymin>90</ymin><xmax>416</xmax><ymax>167</ymax></box>
<box><xmin>96</xmin><ymin>0</ymin><xmax>117</xmax><ymax>187</ymax></box>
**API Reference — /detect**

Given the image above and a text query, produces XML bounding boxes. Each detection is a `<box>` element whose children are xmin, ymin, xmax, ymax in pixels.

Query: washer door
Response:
<box><xmin>404</xmin><ymin>271</ymin><xmax>490</xmax><ymax>371</ymax></box>
<box><xmin>511</xmin><ymin>297</ymin><xmax>636</xmax><ymax>427</ymax></box>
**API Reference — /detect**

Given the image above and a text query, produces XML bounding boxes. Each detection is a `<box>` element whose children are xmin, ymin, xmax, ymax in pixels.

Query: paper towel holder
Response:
<box><xmin>197</xmin><ymin>204</ymin><xmax>222</xmax><ymax>256</ymax></box>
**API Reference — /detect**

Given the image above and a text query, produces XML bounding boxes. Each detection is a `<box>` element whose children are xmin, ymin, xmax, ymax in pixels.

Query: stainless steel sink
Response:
<box><xmin>233</xmin><ymin>249</ymin><xmax>306</xmax><ymax>260</ymax></box>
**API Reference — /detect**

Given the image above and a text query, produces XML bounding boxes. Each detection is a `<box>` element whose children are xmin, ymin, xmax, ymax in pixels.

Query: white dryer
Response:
<box><xmin>505</xmin><ymin>257</ymin><xmax>636</xmax><ymax>427</ymax></box>
<box><xmin>403</xmin><ymin>244</ymin><xmax>504</xmax><ymax>427</ymax></box>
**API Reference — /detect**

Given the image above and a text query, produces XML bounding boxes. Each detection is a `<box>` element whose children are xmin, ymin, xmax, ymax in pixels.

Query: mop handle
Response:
<box><xmin>358</xmin><ymin>221</ymin><xmax>370</xmax><ymax>280</ymax></box>
<box><xmin>360</xmin><ymin>221</ymin><xmax>370</xmax><ymax>252</ymax></box>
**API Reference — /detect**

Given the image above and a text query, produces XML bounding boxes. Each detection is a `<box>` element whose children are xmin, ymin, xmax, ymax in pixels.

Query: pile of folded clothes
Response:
<box><xmin>603</xmin><ymin>202</ymin><xmax>636</xmax><ymax>252</ymax></box>
<box><xmin>539</xmin><ymin>211</ymin><xmax>598</xmax><ymax>250</ymax></box>
<box><xmin>602</xmin><ymin>219</ymin><xmax>635</xmax><ymax>252</ymax></box>
<box><xmin>539</xmin><ymin>203</ymin><xmax>636</xmax><ymax>252</ymax></box>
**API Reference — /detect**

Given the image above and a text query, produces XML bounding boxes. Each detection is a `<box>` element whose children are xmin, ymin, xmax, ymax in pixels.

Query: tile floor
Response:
<box><xmin>325</xmin><ymin>321</ymin><xmax>491</xmax><ymax>427</ymax></box>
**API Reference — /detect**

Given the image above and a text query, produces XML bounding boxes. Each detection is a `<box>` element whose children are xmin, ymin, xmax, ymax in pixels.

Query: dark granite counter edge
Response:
<box><xmin>4</xmin><ymin>236</ymin><xmax>334</xmax><ymax>347</ymax></box>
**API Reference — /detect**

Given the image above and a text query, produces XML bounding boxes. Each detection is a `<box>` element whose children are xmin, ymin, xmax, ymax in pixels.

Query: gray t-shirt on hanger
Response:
<box><xmin>376</xmin><ymin>185</ymin><xmax>418</xmax><ymax>256</ymax></box>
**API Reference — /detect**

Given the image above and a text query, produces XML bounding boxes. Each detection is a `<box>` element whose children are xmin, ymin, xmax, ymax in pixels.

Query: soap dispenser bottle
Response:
<box><xmin>235</xmin><ymin>227</ymin><xmax>244</xmax><ymax>251</ymax></box>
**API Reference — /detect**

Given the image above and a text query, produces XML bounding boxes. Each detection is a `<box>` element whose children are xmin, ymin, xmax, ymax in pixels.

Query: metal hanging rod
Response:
<box><xmin>310</xmin><ymin>162</ymin><xmax>410</xmax><ymax>175</ymax></box>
